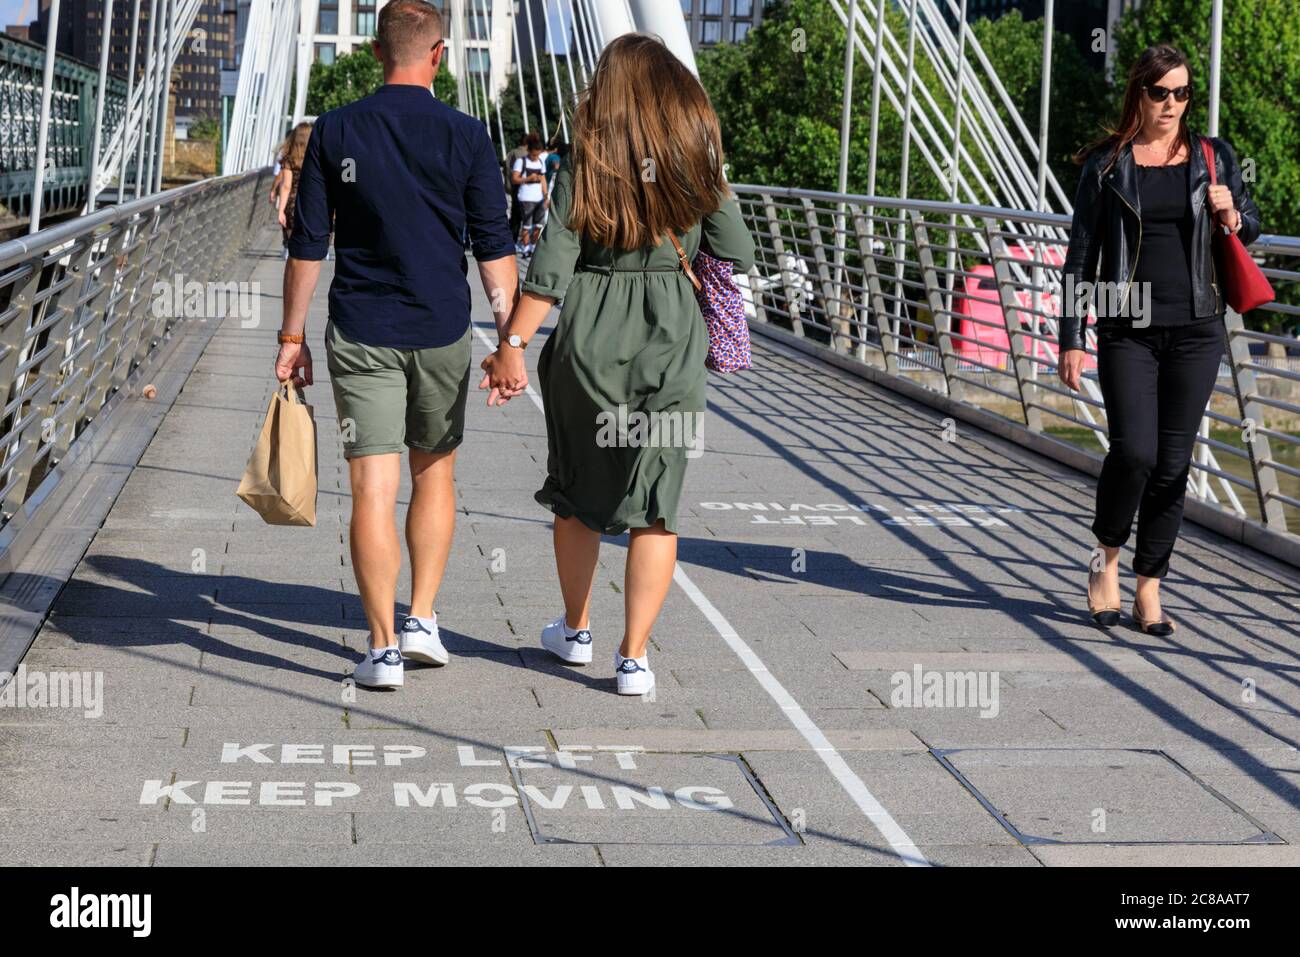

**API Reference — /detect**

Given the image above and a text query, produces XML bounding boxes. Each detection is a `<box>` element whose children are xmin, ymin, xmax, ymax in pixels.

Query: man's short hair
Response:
<box><xmin>525</xmin><ymin>132</ymin><xmax>542</xmax><ymax>151</ymax></box>
<box><xmin>376</xmin><ymin>0</ymin><xmax>444</xmax><ymax>67</ymax></box>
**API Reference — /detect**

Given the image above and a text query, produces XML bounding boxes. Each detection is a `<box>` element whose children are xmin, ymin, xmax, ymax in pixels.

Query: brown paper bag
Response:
<box><xmin>236</xmin><ymin>383</ymin><xmax>318</xmax><ymax>526</ymax></box>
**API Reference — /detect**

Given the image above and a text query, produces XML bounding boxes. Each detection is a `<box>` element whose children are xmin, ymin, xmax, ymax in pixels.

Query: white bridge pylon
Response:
<box><xmin>223</xmin><ymin>0</ymin><xmax>316</xmax><ymax>175</ymax></box>
<box><xmin>220</xmin><ymin>0</ymin><xmax>696</xmax><ymax>175</ymax></box>
<box><xmin>92</xmin><ymin>0</ymin><xmax>204</xmax><ymax>198</ymax></box>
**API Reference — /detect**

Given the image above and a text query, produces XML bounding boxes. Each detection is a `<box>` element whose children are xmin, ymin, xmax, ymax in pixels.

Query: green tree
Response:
<box><xmin>305</xmin><ymin>45</ymin><xmax>459</xmax><ymax>115</ymax></box>
<box><xmin>968</xmin><ymin>10</ymin><xmax>1109</xmax><ymax>201</ymax></box>
<box><xmin>188</xmin><ymin>113</ymin><xmax>221</xmax><ymax>169</ymax></box>
<box><xmin>495</xmin><ymin>52</ymin><xmax>575</xmax><ymax>150</ymax></box>
<box><xmin>1113</xmin><ymin>0</ymin><xmax>1300</xmax><ymax>239</ymax></box>
<box><xmin>696</xmin><ymin>0</ymin><xmax>1105</xmax><ymax>203</ymax></box>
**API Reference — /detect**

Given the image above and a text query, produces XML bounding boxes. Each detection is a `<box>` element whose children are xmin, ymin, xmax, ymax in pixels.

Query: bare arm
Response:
<box><xmin>503</xmin><ymin>290</ymin><xmax>553</xmax><ymax>345</ymax></box>
<box><xmin>476</xmin><ymin>254</ymin><xmax>520</xmax><ymax>339</ymax></box>
<box><xmin>274</xmin><ymin>257</ymin><xmax>322</xmax><ymax>386</ymax></box>
<box><xmin>478</xmin><ymin>290</ymin><xmax>553</xmax><ymax>407</ymax></box>
<box><xmin>274</xmin><ymin>173</ymin><xmax>293</xmax><ymax>224</ymax></box>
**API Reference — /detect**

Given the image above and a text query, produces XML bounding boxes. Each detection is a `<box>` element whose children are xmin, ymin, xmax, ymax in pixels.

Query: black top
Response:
<box><xmin>288</xmin><ymin>84</ymin><xmax>516</xmax><ymax>349</ymax></box>
<box><xmin>1128</xmin><ymin>162</ymin><xmax>1207</xmax><ymax>327</ymax></box>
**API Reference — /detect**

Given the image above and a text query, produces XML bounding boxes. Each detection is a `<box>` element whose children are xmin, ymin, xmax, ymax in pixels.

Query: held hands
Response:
<box><xmin>1058</xmin><ymin>349</ymin><xmax>1086</xmax><ymax>392</ymax></box>
<box><xmin>274</xmin><ymin>341</ymin><xmax>313</xmax><ymax>388</ymax></box>
<box><xmin>479</xmin><ymin>347</ymin><xmax>528</xmax><ymax>406</ymax></box>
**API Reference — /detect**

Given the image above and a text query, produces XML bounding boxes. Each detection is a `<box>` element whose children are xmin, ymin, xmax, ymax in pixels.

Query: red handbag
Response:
<box><xmin>1200</xmin><ymin>139</ymin><xmax>1274</xmax><ymax>313</ymax></box>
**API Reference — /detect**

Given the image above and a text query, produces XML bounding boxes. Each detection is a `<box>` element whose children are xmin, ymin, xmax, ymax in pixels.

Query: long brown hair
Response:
<box><xmin>1073</xmin><ymin>44</ymin><xmax>1192</xmax><ymax>172</ymax></box>
<box><xmin>277</xmin><ymin>122</ymin><xmax>313</xmax><ymax>171</ymax></box>
<box><xmin>567</xmin><ymin>33</ymin><xmax>727</xmax><ymax>251</ymax></box>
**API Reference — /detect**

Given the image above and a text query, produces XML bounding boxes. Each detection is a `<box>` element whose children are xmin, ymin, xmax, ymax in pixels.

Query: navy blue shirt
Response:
<box><xmin>288</xmin><ymin>83</ymin><xmax>515</xmax><ymax>349</ymax></box>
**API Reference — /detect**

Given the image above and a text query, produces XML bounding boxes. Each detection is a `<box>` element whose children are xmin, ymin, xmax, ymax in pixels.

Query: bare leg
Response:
<box><xmin>1090</xmin><ymin>543</ymin><xmax>1121</xmax><ymax>606</ymax></box>
<box><xmin>622</xmin><ymin>520</ymin><xmax>676</xmax><ymax>659</ymax></box>
<box><xmin>348</xmin><ymin>453</ymin><xmax>402</xmax><ymax>649</ymax></box>
<box><xmin>407</xmin><ymin>448</ymin><xmax>458</xmax><ymax>619</ymax></box>
<box><xmin>1134</xmin><ymin>574</ymin><xmax>1162</xmax><ymax>621</ymax></box>
<box><xmin>553</xmin><ymin>515</ymin><xmax>600</xmax><ymax>630</ymax></box>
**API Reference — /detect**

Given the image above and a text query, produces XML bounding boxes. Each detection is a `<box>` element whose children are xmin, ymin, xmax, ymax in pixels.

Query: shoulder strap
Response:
<box><xmin>667</xmin><ymin>232</ymin><xmax>702</xmax><ymax>291</ymax></box>
<box><xmin>1200</xmin><ymin>137</ymin><xmax>1217</xmax><ymax>185</ymax></box>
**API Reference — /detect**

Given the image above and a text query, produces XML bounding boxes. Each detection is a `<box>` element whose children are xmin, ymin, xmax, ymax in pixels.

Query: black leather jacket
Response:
<box><xmin>1058</xmin><ymin>132</ymin><xmax>1261</xmax><ymax>352</ymax></box>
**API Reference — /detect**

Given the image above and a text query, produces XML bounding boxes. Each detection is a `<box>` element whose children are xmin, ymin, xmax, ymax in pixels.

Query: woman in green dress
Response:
<box><xmin>480</xmin><ymin>33</ymin><xmax>756</xmax><ymax>696</ymax></box>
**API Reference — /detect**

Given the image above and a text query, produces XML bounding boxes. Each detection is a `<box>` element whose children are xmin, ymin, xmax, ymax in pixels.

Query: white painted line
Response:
<box><xmin>670</xmin><ymin>565</ymin><xmax>929</xmax><ymax>866</ymax></box>
<box><xmin>470</xmin><ymin>323</ymin><xmax>930</xmax><ymax>866</ymax></box>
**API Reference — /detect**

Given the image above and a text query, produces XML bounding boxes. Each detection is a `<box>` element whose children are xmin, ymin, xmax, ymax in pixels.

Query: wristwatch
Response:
<box><xmin>503</xmin><ymin>333</ymin><xmax>527</xmax><ymax>350</ymax></box>
<box><xmin>277</xmin><ymin>332</ymin><xmax>305</xmax><ymax>344</ymax></box>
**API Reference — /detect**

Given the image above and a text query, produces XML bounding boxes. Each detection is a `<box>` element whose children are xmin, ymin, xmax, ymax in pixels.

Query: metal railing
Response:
<box><xmin>0</xmin><ymin>34</ymin><xmax>129</xmax><ymax>223</ymax></box>
<box><xmin>731</xmin><ymin>182</ymin><xmax>1300</xmax><ymax>550</ymax></box>
<box><xmin>0</xmin><ymin>167</ymin><xmax>274</xmax><ymax>566</ymax></box>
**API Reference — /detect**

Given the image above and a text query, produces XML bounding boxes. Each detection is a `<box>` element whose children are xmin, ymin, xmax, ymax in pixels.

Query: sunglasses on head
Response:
<box><xmin>1145</xmin><ymin>84</ymin><xmax>1191</xmax><ymax>103</ymax></box>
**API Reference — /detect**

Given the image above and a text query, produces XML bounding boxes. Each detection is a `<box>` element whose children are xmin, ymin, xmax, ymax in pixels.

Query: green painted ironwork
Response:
<box><xmin>0</xmin><ymin>33</ymin><xmax>129</xmax><ymax>224</ymax></box>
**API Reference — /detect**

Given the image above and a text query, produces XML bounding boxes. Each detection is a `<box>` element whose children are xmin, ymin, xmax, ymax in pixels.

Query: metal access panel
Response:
<box><xmin>507</xmin><ymin>750</ymin><xmax>800</xmax><ymax>846</ymax></box>
<box><xmin>934</xmin><ymin>748</ymin><xmax>1282</xmax><ymax>846</ymax></box>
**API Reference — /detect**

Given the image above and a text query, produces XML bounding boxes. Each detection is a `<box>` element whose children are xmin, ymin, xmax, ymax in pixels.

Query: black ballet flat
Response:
<box><xmin>1088</xmin><ymin>571</ymin><xmax>1121</xmax><ymax>628</ymax></box>
<box><xmin>1132</xmin><ymin>602</ymin><xmax>1176</xmax><ymax>637</ymax></box>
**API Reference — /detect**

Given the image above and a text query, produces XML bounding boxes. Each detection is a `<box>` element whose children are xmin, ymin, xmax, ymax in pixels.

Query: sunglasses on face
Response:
<box><xmin>1145</xmin><ymin>84</ymin><xmax>1191</xmax><ymax>103</ymax></box>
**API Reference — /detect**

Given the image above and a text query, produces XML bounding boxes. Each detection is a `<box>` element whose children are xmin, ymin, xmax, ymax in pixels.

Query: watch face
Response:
<box><xmin>509</xmin><ymin>335</ymin><xmax>523</xmax><ymax>347</ymax></box>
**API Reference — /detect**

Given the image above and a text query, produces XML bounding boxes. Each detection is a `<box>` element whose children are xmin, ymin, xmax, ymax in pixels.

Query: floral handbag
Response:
<box><xmin>668</xmin><ymin>232</ymin><xmax>753</xmax><ymax>373</ymax></box>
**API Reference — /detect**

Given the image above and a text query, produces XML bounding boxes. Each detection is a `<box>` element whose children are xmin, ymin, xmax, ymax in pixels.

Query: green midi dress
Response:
<box><xmin>521</xmin><ymin>164</ymin><xmax>757</xmax><ymax>535</ymax></box>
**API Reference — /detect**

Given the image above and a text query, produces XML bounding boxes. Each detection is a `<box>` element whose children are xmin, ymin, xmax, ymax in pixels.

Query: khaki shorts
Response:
<box><xmin>324</xmin><ymin>320</ymin><xmax>471</xmax><ymax>459</ymax></box>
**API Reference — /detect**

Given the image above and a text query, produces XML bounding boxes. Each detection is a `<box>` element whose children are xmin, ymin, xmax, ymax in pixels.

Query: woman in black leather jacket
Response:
<box><xmin>1058</xmin><ymin>44</ymin><xmax>1261</xmax><ymax>636</ymax></box>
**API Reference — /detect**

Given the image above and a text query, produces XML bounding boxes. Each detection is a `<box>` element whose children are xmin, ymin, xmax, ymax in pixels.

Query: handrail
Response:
<box><xmin>730</xmin><ymin>182</ymin><xmax>1300</xmax><ymax>554</ymax></box>
<box><xmin>0</xmin><ymin>168</ymin><xmax>276</xmax><ymax>569</ymax></box>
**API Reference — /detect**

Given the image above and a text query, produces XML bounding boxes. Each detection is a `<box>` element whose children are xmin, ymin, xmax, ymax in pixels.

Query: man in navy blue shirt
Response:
<box><xmin>275</xmin><ymin>0</ymin><xmax>520</xmax><ymax>689</ymax></box>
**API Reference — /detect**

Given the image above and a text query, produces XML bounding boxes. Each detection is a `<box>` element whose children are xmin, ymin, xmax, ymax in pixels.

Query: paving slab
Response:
<box><xmin>2</xmin><ymin>232</ymin><xmax>1298</xmax><ymax>867</ymax></box>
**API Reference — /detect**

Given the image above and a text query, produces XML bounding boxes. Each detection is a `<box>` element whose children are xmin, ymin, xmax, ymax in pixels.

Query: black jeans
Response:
<box><xmin>1092</xmin><ymin>320</ymin><xmax>1225</xmax><ymax>578</ymax></box>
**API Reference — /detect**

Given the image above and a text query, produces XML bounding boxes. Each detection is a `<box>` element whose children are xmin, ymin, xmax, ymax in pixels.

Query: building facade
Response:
<box><xmin>679</xmin><ymin>0</ymin><xmax>765</xmax><ymax>48</ymax></box>
<box><xmin>31</xmin><ymin>0</ymin><xmax>235</xmax><ymax>121</ymax></box>
<box><xmin>306</xmin><ymin>0</ymin><xmax>511</xmax><ymax>98</ymax></box>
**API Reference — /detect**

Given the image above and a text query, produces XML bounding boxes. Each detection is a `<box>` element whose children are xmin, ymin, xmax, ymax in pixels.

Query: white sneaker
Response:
<box><xmin>615</xmin><ymin>651</ymin><xmax>654</xmax><ymax>696</ymax></box>
<box><xmin>354</xmin><ymin>646</ymin><xmax>404</xmax><ymax>689</ymax></box>
<box><xmin>399</xmin><ymin>614</ymin><xmax>449</xmax><ymax>665</ymax></box>
<box><xmin>541</xmin><ymin>616</ymin><xmax>593</xmax><ymax>664</ymax></box>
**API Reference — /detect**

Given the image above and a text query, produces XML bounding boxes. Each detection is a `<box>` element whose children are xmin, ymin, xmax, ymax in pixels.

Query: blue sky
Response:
<box><xmin>2</xmin><ymin>0</ymin><xmax>35</xmax><ymax>28</ymax></box>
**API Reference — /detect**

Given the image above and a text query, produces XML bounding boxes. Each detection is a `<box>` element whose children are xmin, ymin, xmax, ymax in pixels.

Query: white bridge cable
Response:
<box><xmin>510</xmin><ymin>0</ymin><xmax>531</xmax><ymax>133</ymax></box>
<box><xmin>545</xmin><ymin>0</ymin><xmax>579</xmax><ymax>116</ymax></box>
<box><xmin>563</xmin><ymin>0</ymin><xmax>589</xmax><ymax>86</ymax></box>
<box><xmin>831</xmin><ymin>0</ymin><xmax>1009</xmax><ymax>218</ymax></box>
<box><xmin>152</xmin><ymin>0</ymin><xmax>175</xmax><ymax>193</ymax></box>
<box><xmin>522</xmin><ymin>0</ymin><xmax>551</xmax><ymax>142</ymax></box>
<box><xmin>539</xmin><ymin>0</ymin><xmax>571</xmax><ymax>142</ymax></box>
<box><xmin>451</xmin><ymin>0</ymin><xmax>469</xmax><ymax>114</ymax></box>
<box><xmin>924</xmin><ymin>0</ymin><xmax>1072</xmax><ymax>212</ymax></box>
<box><xmin>116</xmin><ymin>0</ymin><xmax>143</xmax><ymax>202</ymax></box>
<box><xmin>138</xmin><ymin>0</ymin><xmax>161</xmax><ymax>193</ymax></box>
<box><xmin>577</xmin><ymin>0</ymin><xmax>603</xmax><ymax>52</ymax></box>
<box><xmin>85</xmin><ymin>0</ymin><xmax>115</xmax><ymax>212</ymax></box>
<box><xmin>478</xmin><ymin>0</ymin><xmax>508</xmax><ymax>160</ymax></box>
